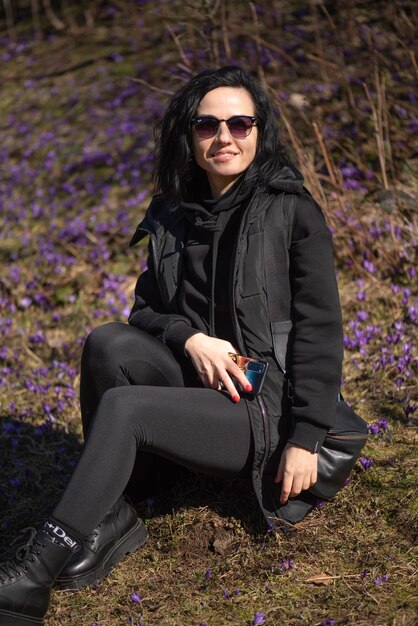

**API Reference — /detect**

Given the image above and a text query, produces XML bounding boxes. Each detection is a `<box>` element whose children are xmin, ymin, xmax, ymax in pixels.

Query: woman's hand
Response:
<box><xmin>275</xmin><ymin>443</ymin><xmax>318</xmax><ymax>505</ymax></box>
<box><xmin>184</xmin><ymin>333</ymin><xmax>252</xmax><ymax>401</ymax></box>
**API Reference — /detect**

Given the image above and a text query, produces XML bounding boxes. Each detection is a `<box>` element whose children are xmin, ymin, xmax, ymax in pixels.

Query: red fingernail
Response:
<box><xmin>245</xmin><ymin>384</ymin><xmax>252</xmax><ymax>392</ymax></box>
<box><xmin>233</xmin><ymin>395</ymin><xmax>240</xmax><ymax>403</ymax></box>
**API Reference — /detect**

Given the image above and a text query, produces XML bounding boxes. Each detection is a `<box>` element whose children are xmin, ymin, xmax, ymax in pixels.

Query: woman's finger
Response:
<box><xmin>218</xmin><ymin>371</ymin><xmax>240</xmax><ymax>402</ymax></box>
<box><xmin>227</xmin><ymin>360</ymin><xmax>253</xmax><ymax>393</ymax></box>
<box><xmin>280</xmin><ymin>470</ymin><xmax>293</xmax><ymax>505</ymax></box>
<box><xmin>302</xmin><ymin>477</ymin><xmax>311</xmax><ymax>492</ymax></box>
<box><xmin>274</xmin><ymin>455</ymin><xmax>284</xmax><ymax>485</ymax></box>
<box><xmin>289</xmin><ymin>474</ymin><xmax>304</xmax><ymax>498</ymax></box>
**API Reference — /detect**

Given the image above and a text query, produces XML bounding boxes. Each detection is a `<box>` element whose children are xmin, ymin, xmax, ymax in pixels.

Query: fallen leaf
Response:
<box><xmin>305</xmin><ymin>573</ymin><xmax>335</xmax><ymax>585</ymax></box>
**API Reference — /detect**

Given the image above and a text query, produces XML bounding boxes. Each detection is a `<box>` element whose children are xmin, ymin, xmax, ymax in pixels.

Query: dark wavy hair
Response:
<box><xmin>153</xmin><ymin>65</ymin><xmax>290</xmax><ymax>204</ymax></box>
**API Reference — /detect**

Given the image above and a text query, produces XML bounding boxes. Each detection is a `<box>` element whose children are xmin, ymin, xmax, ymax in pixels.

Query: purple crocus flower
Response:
<box><xmin>374</xmin><ymin>575</ymin><xmax>388</xmax><ymax>586</ymax></box>
<box><xmin>377</xmin><ymin>418</ymin><xmax>388</xmax><ymax>431</ymax></box>
<box><xmin>322</xmin><ymin>620</ymin><xmax>336</xmax><ymax>626</ymax></box>
<box><xmin>130</xmin><ymin>592</ymin><xmax>141</xmax><ymax>604</ymax></box>
<box><xmin>280</xmin><ymin>558</ymin><xmax>294</xmax><ymax>571</ymax></box>
<box><xmin>360</xmin><ymin>456</ymin><xmax>373</xmax><ymax>470</ymax></box>
<box><xmin>368</xmin><ymin>424</ymin><xmax>379</xmax><ymax>435</ymax></box>
<box><xmin>204</xmin><ymin>568</ymin><xmax>211</xmax><ymax>581</ymax></box>
<box><xmin>362</xmin><ymin>260</ymin><xmax>376</xmax><ymax>274</ymax></box>
<box><xmin>253</xmin><ymin>613</ymin><xmax>266</xmax><ymax>625</ymax></box>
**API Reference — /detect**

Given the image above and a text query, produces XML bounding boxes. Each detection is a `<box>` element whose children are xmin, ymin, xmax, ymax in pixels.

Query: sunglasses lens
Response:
<box><xmin>228</xmin><ymin>117</ymin><xmax>253</xmax><ymax>138</ymax></box>
<box><xmin>194</xmin><ymin>119</ymin><xmax>219</xmax><ymax>138</ymax></box>
<box><xmin>193</xmin><ymin>116</ymin><xmax>255</xmax><ymax>138</ymax></box>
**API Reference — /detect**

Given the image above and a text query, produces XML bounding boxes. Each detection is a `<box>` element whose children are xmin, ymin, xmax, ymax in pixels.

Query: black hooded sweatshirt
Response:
<box><xmin>167</xmin><ymin>174</ymin><xmax>254</xmax><ymax>351</ymax></box>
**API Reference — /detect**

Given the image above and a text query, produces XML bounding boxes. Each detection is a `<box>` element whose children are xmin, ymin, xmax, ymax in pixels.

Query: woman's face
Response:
<box><xmin>192</xmin><ymin>87</ymin><xmax>258</xmax><ymax>197</ymax></box>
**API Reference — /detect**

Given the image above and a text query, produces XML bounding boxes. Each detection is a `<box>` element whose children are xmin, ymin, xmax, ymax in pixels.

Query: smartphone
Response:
<box><xmin>228</xmin><ymin>353</ymin><xmax>269</xmax><ymax>395</ymax></box>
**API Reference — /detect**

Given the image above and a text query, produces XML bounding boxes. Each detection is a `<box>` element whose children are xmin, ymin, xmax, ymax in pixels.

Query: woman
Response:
<box><xmin>0</xmin><ymin>66</ymin><xmax>343</xmax><ymax>625</ymax></box>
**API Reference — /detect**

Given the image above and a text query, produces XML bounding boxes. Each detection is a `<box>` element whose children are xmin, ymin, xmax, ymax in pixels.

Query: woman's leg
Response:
<box><xmin>79</xmin><ymin>322</ymin><xmax>197</xmax><ymax>436</ymax></box>
<box><xmin>79</xmin><ymin>322</ymin><xmax>198</xmax><ymax>499</ymax></box>
<box><xmin>53</xmin><ymin>384</ymin><xmax>252</xmax><ymax>537</ymax></box>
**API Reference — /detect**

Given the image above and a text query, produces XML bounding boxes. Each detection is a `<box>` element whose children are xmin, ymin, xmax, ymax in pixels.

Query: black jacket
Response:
<box><xmin>129</xmin><ymin>165</ymin><xmax>343</xmax><ymax>528</ymax></box>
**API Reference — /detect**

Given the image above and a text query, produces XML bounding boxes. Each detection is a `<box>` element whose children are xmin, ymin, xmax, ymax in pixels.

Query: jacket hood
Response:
<box><xmin>267</xmin><ymin>164</ymin><xmax>304</xmax><ymax>193</ymax></box>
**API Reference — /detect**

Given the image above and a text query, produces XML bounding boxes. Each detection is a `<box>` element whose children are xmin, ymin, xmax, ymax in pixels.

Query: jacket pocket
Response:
<box><xmin>271</xmin><ymin>320</ymin><xmax>292</xmax><ymax>373</ymax></box>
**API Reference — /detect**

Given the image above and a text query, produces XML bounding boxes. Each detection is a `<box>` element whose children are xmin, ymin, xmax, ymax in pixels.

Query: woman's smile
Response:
<box><xmin>211</xmin><ymin>150</ymin><xmax>238</xmax><ymax>162</ymax></box>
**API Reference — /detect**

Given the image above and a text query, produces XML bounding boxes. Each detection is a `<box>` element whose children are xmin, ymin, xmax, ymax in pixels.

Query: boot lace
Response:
<box><xmin>0</xmin><ymin>527</ymin><xmax>46</xmax><ymax>583</ymax></box>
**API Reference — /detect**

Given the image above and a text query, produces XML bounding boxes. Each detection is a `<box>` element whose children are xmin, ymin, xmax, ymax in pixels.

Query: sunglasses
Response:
<box><xmin>191</xmin><ymin>115</ymin><xmax>257</xmax><ymax>139</ymax></box>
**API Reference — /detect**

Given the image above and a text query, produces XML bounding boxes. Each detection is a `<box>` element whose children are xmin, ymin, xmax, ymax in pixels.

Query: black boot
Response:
<box><xmin>55</xmin><ymin>496</ymin><xmax>147</xmax><ymax>590</ymax></box>
<box><xmin>0</xmin><ymin>523</ymin><xmax>80</xmax><ymax>626</ymax></box>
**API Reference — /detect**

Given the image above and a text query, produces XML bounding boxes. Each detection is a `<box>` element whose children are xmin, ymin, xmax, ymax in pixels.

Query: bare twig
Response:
<box><xmin>42</xmin><ymin>0</ymin><xmax>65</xmax><ymax>30</ymax></box>
<box><xmin>273</xmin><ymin>94</ymin><xmax>328</xmax><ymax>209</ymax></box>
<box><xmin>410</xmin><ymin>50</ymin><xmax>418</xmax><ymax>78</ymax></box>
<box><xmin>249</xmin><ymin>2</ymin><xmax>268</xmax><ymax>90</ymax></box>
<box><xmin>220</xmin><ymin>0</ymin><xmax>231</xmax><ymax>62</ymax></box>
<box><xmin>23</xmin><ymin>345</ymin><xmax>45</xmax><ymax>366</ymax></box>
<box><xmin>310</xmin><ymin>0</ymin><xmax>329</xmax><ymax>83</ymax></box>
<box><xmin>3</xmin><ymin>0</ymin><xmax>16</xmax><ymax>43</ymax></box>
<box><xmin>363</xmin><ymin>78</ymin><xmax>389</xmax><ymax>190</ymax></box>
<box><xmin>129</xmin><ymin>76</ymin><xmax>174</xmax><ymax>96</ymax></box>
<box><xmin>248</xmin><ymin>34</ymin><xmax>300</xmax><ymax>71</ymax></box>
<box><xmin>31</xmin><ymin>0</ymin><xmax>42</xmax><ymax>40</ymax></box>
<box><xmin>165</xmin><ymin>24</ymin><xmax>192</xmax><ymax>68</ymax></box>
<box><xmin>304</xmin><ymin>53</ymin><xmax>339</xmax><ymax>70</ymax></box>
<box><xmin>318</xmin><ymin>0</ymin><xmax>361</xmax><ymax>128</ymax></box>
<box><xmin>379</xmin><ymin>68</ymin><xmax>395</xmax><ymax>184</ymax></box>
<box><xmin>312</xmin><ymin>122</ymin><xmax>339</xmax><ymax>188</ymax></box>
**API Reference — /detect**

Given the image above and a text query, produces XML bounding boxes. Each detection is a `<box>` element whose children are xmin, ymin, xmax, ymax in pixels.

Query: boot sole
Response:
<box><xmin>0</xmin><ymin>609</ymin><xmax>43</xmax><ymax>626</ymax></box>
<box><xmin>55</xmin><ymin>518</ymin><xmax>147</xmax><ymax>591</ymax></box>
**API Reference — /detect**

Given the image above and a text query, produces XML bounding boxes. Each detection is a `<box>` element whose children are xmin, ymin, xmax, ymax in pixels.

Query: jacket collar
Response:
<box><xmin>129</xmin><ymin>164</ymin><xmax>304</xmax><ymax>247</ymax></box>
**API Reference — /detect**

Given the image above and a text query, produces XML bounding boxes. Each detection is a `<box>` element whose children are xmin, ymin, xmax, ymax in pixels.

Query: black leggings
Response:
<box><xmin>53</xmin><ymin>323</ymin><xmax>253</xmax><ymax>537</ymax></box>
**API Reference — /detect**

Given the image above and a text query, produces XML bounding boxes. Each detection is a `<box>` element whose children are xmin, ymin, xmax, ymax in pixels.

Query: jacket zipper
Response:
<box><xmin>229</xmin><ymin>192</ymin><xmax>271</xmax><ymax>477</ymax></box>
<box><xmin>257</xmin><ymin>395</ymin><xmax>270</xmax><ymax>475</ymax></box>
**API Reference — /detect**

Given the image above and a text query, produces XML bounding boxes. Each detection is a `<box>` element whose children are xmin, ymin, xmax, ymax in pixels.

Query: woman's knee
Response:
<box><xmin>93</xmin><ymin>387</ymin><xmax>143</xmax><ymax>435</ymax></box>
<box><xmin>81</xmin><ymin>323</ymin><xmax>138</xmax><ymax>368</ymax></box>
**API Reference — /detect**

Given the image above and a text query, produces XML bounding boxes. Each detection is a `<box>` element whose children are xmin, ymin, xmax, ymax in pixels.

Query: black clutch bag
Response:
<box><xmin>310</xmin><ymin>395</ymin><xmax>368</xmax><ymax>500</ymax></box>
<box><xmin>272</xmin><ymin>393</ymin><xmax>369</xmax><ymax>531</ymax></box>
